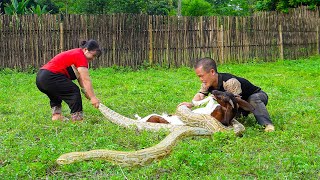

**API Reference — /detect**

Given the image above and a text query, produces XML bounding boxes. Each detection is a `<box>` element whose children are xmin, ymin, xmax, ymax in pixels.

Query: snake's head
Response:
<box><xmin>56</xmin><ymin>152</ymin><xmax>85</xmax><ymax>165</ymax></box>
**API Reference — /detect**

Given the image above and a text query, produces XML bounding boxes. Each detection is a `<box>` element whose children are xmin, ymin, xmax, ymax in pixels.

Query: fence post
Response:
<box><xmin>316</xmin><ymin>26</ymin><xmax>319</xmax><ymax>55</ymax></box>
<box><xmin>148</xmin><ymin>16</ymin><xmax>153</xmax><ymax>65</ymax></box>
<box><xmin>200</xmin><ymin>16</ymin><xmax>203</xmax><ymax>57</ymax></box>
<box><xmin>278</xmin><ymin>24</ymin><xmax>284</xmax><ymax>60</ymax></box>
<box><xmin>59</xmin><ymin>22</ymin><xmax>64</xmax><ymax>52</ymax></box>
<box><xmin>220</xmin><ymin>25</ymin><xmax>224</xmax><ymax>63</ymax></box>
<box><xmin>112</xmin><ymin>15</ymin><xmax>116</xmax><ymax>65</ymax></box>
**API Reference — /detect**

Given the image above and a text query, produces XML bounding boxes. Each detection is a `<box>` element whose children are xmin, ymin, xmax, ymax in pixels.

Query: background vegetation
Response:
<box><xmin>0</xmin><ymin>56</ymin><xmax>319</xmax><ymax>179</ymax></box>
<box><xmin>1</xmin><ymin>0</ymin><xmax>320</xmax><ymax>16</ymax></box>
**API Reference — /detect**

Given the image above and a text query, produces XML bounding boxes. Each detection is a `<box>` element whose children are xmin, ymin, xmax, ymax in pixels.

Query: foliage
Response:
<box><xmin>4</xmin><ymin>0</ymin><xmax>30</xmax><ymax>15</ymax></box>
<box><xmin>0</xmin><ymin>56</ymin><xmax>319</xmax><ymax>178</ymax></box>
<box><xmin>71</xmin><ymin>0</ymin><xmax>111</xmax><ymax>14</ymax></box>
<box><xmin>29</xmin><ymin>4</ymin><xmax>50</xmax><ymax>15</ymax></box>
<box><xmin>182</xmin><ymin>0</ymin><xmax>213</xmax><ymax>16</ymax></box>
<box><xmin>208</xmin><ymin>0</ymin><xmax>257</xmax><ymax>16</ymax></box>
<box><xmin>108</xmin><ymin>0</ymin><xmax>175</xmax><ymax>15</ymax></box>
<box><xmin>147</xmin><ymin>0</ymin><xmax>175</xmax><ymax>15</ymax></box>
<box><xmin>111</xmin><ymin>0</ymin><xmax>149</xmax><ymax>14</ymax></box>
<box><xmin>58</xmin><ymin>0</ymin><xmax>175</xmax><ymax>15</ymax></box>
<box><xmin>49</xmin><ymin>0</ymin><xmax>78</xmax><ymax>14</ymax></box>
<box><xmin>0</xmin><ymin>0</ymin><xmax>11</xmax><ymax>14</ymax></box>
<box><xmin>3</xmin><ymin>0</ymin><xmax>50</xmax><ymax>15</ymax></box>
<box><xmin>255</xmin><ymin>0</ymin><xmax>320</xmax><ymax>12</ymax></box>
<box><xmin>1</xmin><ymin>0</ymin><xmax>320</xmax><ymax>16</ymax></box>
<box><xmin>33</xmin><ymin>0</ymin><xmax>59</xmax><ymax>14</ymax></box>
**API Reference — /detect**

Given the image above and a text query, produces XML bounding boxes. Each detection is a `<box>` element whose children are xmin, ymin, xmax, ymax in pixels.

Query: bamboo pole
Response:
<box><xmin>148</xmin><ymin>16</ymin><xmax>153</xmax><ymax>65</ymax></box>
<box><xmin>34</xmin><ymin>17</ymin><xmax>39</xmax><ymax>68</ymax></box>
<box><xmin>112</xmin><ymin>15</ymin><xmax>116</xmax><ymax>65</ymax></box>
<box><xmin>59</xmin><ymin>22</ymin><xmax>64</xmax><ymax>52</ymax></box>
<box><xmin>317</xmin><ymin>26</ymin><xmax>319</xmax><ymax>55</ymax></box>
<box><xmin>278</xmin><ymin>24</ymin><xmax>284</xmax><ymax>60</ymax></box>
<box><xmin>166</xmin><ymin>16</ymin><xmax>169</xmax><ymax>66</ymax></box>
<box><xmin>220</xmin><ymin>25</ymin><xmax>224</xmax><ymax>63</ymax></box>
<box><xmin>0</xmin><ymin>16</ymin><xmax>3</xmax><ymax>67</ymax></box>
<box><xmin>184</xmin><ymin>16</ymin><xmax>188</xmax><ymax>66</ymax></box>
<box><xmin>199</xmin><ymin>16</ymin><xmax>203</xmax><ymax>58</ymax></box>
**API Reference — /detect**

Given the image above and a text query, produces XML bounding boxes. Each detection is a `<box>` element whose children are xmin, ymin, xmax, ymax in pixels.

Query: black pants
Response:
<box><xmin>238</xmin><ymin>90</ymin><xmax>273</xmax><ymax>126</ymax></box>
<box><xmin>36</xmin><ymin>69</ymin><xmax>82</xmax><ymax>114</ymax></box>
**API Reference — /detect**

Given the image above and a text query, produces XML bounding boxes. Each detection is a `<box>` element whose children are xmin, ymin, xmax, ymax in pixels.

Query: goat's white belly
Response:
<box><xmin>192</xmin><ymin>104</ymin><xmax>219</xmax><ymax>115</ymax></box>
<box><xmin>163</xmin><ymin>115</ymin><xmax>185</xmax><ymax>125</ymax></box>
<box><xmin>136</xmin><ymin>103</ymin><xmax>220</xmax><ymax>125</ymax></box>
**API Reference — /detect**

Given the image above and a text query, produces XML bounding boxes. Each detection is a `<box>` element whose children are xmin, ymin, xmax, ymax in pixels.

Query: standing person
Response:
<box><xmin>36</xmin><ymin>39</ymin><xmax>101</xmax><ymax>122</ymax></box>
<box><xmin>179</xmin><ymin>57</ymin><xmax>275</xmax><ymax>132</ymax></box>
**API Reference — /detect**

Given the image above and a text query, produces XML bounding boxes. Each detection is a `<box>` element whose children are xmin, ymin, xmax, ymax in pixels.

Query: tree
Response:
<box><xmin>29</xmin><ymin>4</ymin><xmax>51</xmax><ymax>15</ymax></box>
<box><xmin>50</xmin><ymin>0</ymin><xmax>78</xmax><ymax>14</ymax></box>
<box><xmin>34</xmin><ymin>0</ymin><xmax>59</xmax><ymax>14</ymax></box>
<box><xmin>182</xmin><ymin>0</ymin><xmax>213</xmax><ymax>16</ymax></box>
<box><xmin>72</xmin><ymin>0</ymin><xmax>111</xmax><ymax>14</ymax></box>
<box><xmin>254</xmin><ymin>0</ymin><xmax>320</xmax><ymax>12</ymax></box>
<box><xmin>147</xmin><ymin>0</ymin><xmax>175</xmax><ymax>15</ymax></box>
<box><xmin>206</xmin><ymin>0</ymin><xmax>256</xmax><ymax>16</ymax></box>
<box><xmin>111</xmin><ymin>0</ymin><xmax>148</xmax><ymax>14</ymax></box>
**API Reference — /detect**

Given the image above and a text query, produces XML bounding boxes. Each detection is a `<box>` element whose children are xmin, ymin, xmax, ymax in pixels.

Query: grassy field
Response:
<box><xmin>0</xmin><ymin>56</ymin><xmax>319</xmax><ymax>179</ymax></box>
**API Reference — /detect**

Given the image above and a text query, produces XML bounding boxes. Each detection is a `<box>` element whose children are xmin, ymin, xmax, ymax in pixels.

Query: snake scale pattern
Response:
<box><xmin>56</xmin><ymin>103</ymin><xmax>245</xmax><ymax>166</ymax></box>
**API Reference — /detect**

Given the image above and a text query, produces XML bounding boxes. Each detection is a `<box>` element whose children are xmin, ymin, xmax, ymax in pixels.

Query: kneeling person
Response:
<box><xmin>179</xmin><ymin>57</ymin><xmax>275</xmax><ymax>132</ymax></box>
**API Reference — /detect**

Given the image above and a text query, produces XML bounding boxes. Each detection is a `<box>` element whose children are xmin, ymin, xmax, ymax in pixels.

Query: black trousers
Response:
<box><xmin>36</xmin><ymin>69</ymin><xmax>82</xmax><ymax>114</ymax></box>
<box><xmin>238</xmin><ymin>90</ymin><xmax>273</xmax><ymax>126</ymax></box>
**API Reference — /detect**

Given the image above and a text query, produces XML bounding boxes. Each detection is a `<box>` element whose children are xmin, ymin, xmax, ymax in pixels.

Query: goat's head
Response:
<box><xmin>211</xmin><ymin>90</ymin><xmax>254</xmax><ymax>126</ymax></box>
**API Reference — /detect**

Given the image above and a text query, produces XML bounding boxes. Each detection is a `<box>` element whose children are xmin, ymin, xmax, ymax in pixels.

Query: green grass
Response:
<box><xmin>0</xmin><ymin>56</ymin><xmax>319</xmax><ymax>179</ymax></box>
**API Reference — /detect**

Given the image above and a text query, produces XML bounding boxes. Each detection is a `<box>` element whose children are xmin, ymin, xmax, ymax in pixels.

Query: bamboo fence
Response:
<box><xmin>0</xmin><ymin>6</ymin><xmax>319</xmax><ymax>70</ymax></box>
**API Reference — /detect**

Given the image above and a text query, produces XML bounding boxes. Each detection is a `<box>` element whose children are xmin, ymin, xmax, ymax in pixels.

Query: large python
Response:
<box><xmin>56</xmin><ymin>103</ymin><xmax>245</xmax><ymax>166</ymax></box>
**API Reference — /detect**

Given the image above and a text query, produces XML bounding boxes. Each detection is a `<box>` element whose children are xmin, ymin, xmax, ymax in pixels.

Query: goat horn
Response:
<box><xmin>229</xmin><ymin>99</ymin><xmax>235</xmax><ymax>109</ymax></box>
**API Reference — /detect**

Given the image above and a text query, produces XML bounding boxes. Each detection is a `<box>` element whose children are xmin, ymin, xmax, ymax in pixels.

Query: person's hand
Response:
<box><xmin>177</xmin><ymin>102</ymin><xmax>193</xmax><ymax>109</ymax></box>
<box><xmin>90</xmin><ymin>97</ymin><xmax>100</xmax><ymax>108</ymax></box>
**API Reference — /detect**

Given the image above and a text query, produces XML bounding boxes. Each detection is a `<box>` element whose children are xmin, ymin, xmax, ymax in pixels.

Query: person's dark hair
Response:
<box><xmin>80</xmin><ymin>39</ymin><xmax>102</xmax><ymax>58</ymax></box>
<box><xmin>194</xmin><ymin>57</ymin><xmax>218</xmax><ymax>73</ymax></box>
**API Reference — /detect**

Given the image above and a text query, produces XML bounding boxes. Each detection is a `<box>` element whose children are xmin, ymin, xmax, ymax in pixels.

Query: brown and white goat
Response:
<box><xmin>135</xmin><ymin>96</ymin><xmax>218</xmax><ymax>125</ymax></box>
<box><xmin>136</xmin><ymin>90</ymin><xmax>254</xmax><ymax>126</ymax></box>
<box><xmin>210</xmin><ymin>90</ymin><xmax>254</xmax><ymax>126</ymax></box>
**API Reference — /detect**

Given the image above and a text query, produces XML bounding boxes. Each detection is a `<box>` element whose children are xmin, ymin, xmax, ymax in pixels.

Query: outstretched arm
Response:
<box><xmin>192</xmin><ymin>94</ymin><xmax>213</xmax><ymax>106</ymax></box>
<box><xmin>77</xmin><ymin>67</ymin><xmax>100</xmax><ymax>108</ymax></box>
<box><xmin>178</xmin><ymin>92</ymin><xmax>206</xmax><ymax>108</ymax></box>
<box><xmin>78</xmin><ymin>78</ymin><xmax>90</xmax><ymax>100</ymax></box>
<box><xmin>192</xmin><ymin>92</ymin><xmax>206</xmax><ymax>102</ymax></box>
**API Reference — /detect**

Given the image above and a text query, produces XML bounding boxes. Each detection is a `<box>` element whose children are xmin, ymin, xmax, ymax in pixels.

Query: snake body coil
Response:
<box><xmin>56</xmin><ymin>104</ymin><xmax>244</xmax><ymax>166</ymax></box>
